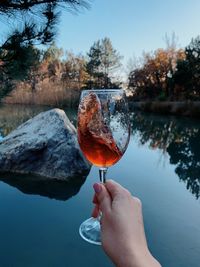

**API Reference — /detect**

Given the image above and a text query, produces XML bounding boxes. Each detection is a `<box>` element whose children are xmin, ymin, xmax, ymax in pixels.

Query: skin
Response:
<box><xmin>92</xmin><ymin>180</ymin><xmax>161</xmax><ymax>267</ymax></box>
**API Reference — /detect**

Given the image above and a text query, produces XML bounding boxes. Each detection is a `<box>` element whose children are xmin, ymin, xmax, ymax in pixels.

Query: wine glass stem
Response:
<box><xmin>98</xmin><ymin>167</ymin><xmax>108</xmax><ymax>221</ymax></box>
<box><xmin>99</xmin><ymin>167</ymin><xmax>107</xmax><ymax>184</ymax></box>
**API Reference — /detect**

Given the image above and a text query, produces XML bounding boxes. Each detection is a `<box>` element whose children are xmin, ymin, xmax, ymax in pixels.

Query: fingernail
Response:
<box><xmin>93</xmin><ymin>183</ymin><xmax>102</xmax><ymax>194</ymax></box>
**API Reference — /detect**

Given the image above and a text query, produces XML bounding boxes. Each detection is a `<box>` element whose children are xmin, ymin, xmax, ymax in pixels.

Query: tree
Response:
<box><xmin>128</xmin><ymin>47</ymin><xmax>185</xmax><ymax>100</ymax></box>
<box><xmin>86</xmin><ymin>40</ymin><xmax>103</xmax><ymax>88</ymax></box>
<box><xmin>61</xmin><ymin>52</ymin><xmax>89</xmax><ymax>89</ymax></box>
<box><xmin>0</xmin><ymin>38</ymin><xmax>41</xmax><ymax>99</ymax></box>
<box><xmin>100</xmin><ymin>37</ymin><xmax>122</xmax><ymax>86</ymax></box>
<box><xmin>86</xmin><ymin>37</ymin><xmax>123</xmax><ymax>88</ymax></box>
<box><xmin>0</xmin><ymin>0</ymin><xmax>90</xmax><ymax>99</ymax></box>
<box><xmin>0</xmin><ymin>1</ymin><xmax>90</xmax><ymax>45</ymax></box>
<box><xmin>173</xmin><ymin>36</ymin><xmax>200</xmax><ymax>99</ymax></box>
<box><xmin>3</xmin><ymin>45</ymin><xmax>90</xmax><ymax>105</ymax></box>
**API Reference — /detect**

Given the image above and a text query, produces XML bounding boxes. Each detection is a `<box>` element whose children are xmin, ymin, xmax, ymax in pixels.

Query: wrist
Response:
<box><xmin>137</xmin><ymin>251</ymin><xmax>161</xmax><ymax>267</ymax></box>
<box><xmin>116</xmin><ymin>247</ymin><xmax>161</xmax><ymax>267</ymax></box>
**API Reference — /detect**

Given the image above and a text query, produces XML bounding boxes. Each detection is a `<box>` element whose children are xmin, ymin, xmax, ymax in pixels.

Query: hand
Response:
<box><xmin>92</xmin><ymin>180</ymin><xmax>161</xmax><ymax>267</ymax></box>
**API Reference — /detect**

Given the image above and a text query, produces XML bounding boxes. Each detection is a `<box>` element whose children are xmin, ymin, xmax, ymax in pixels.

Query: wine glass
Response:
<box><xmin>77</xmin><ymin>89</ymin><xmax>130</xmax><ymax>245</ymax></box>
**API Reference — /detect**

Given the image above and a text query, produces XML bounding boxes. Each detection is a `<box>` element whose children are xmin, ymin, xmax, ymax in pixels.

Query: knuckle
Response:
<box><xmin>118</xmin><ymin>188</ymin><xmax>132</xmax><ymax>201</ymax></box>
<box><xmin>125</xmin><ymin>189</ymin><xmax>132</xmax><ymax>197</ymax></box>
<box><xmin>133</xmin><ymin>197</ymin><xmax>142</xmax><ymax>207</ymax></box>
<box><xmin>122</xmin><ymin>188</ymin><xmax>132</xmax><ymax>197</ymax></box>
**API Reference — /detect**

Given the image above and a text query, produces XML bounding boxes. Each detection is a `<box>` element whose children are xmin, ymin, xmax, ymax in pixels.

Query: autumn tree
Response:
<box><xmin>29</xmin><ymin>44</ymin><xmax>88</xmax><ymax>90</ymax></box>
<box><xmin>4</xmin><ymin>45</ymin><xmax>90</xmax><ymax>105</ymax></box>
<box><xmin>42</xmin><ymin>43</ymin><xmax>64</xmax><ymax>81</ymax></box>
<box><xmin>128</xmin><ymin>47</ymin><xmax>185</xmax><ymax>100</ymax></box>
<box><xmin>61</xmin><ymin>52</ymin><xmax>88</xmax><ymax>89</ymax></box>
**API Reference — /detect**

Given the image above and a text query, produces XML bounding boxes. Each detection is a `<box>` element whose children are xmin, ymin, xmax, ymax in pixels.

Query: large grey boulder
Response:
<box><xmin>0</xmin><ymin>108</ymin><xmax>91</xmax><ymax>180</ymax></box>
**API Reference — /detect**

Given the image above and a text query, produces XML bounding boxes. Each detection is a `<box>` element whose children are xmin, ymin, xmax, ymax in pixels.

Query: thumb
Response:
<box><xmin>93</xmin><ymin>183</ymin><xmax>112</xmax><ymax>214</ymax></box>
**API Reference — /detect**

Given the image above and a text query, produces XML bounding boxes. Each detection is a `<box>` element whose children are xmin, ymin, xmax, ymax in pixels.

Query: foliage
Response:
<box><xmin>3</xmin><ymin>44</ymin><xmax>89</xmax><ymax>106</ymax></box>
<box><xmin>128</xmin><ymin>34</ymin><xmax>200</xmax><ymax>101</ymax></box>
<box><xmin>2</xmin><ymin>39</ymin><xmax>123</xmax><ymax>105</ymax></box>
<box><xmin>86</xmin><ymin>37</ymin><xmax>122</xmax><ymax>88</ymax></box>
<box><xmin>0</xmin><ymin>42</ymin><xmax>41</xmax><ymax>81</ymax></box>
<box><xmin>173</xmin><ymin>36</ymin><xmax>200</xmax><ymax>99</ymax></box>
<box><xmin>0</xmin><ymin>1</ymin><xmax>90</xmax><ymax>45</ymax></box>
<box><xmin>128</xmin><ymin>47</ymin><xmax>185</xmax><ymax>100</ymax></box>
<box><xmin>0</xmin><ymin>0</ymin><xmax>90</xmax><ymax>99</ymax></box>
<box><xmin>2</xmin><ymin>32</ymin><xmax>200</xmax><ymax>103</ymax></box>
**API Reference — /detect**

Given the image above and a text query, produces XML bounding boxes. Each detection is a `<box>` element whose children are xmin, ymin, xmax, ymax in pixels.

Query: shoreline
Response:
<box><xmin>1</xmin><ymin>100</ymin><xmax>200</xmax><ymax>118</ymax></box>
<box><xmin>128</xmin><ymin>101</ymin><xmax>200</xmax><ymax>118</ymax></box>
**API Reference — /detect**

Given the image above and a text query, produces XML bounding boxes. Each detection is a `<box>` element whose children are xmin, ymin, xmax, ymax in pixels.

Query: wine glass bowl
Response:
<box><xmin>78</xmin><ymin>89</ymin><xmax>130</xmax><ymax>167</ymax></box>
<box><xmin>77</xmin><ymin>89</ymin><xmax>130</xmax><ymax>244</ymax></box>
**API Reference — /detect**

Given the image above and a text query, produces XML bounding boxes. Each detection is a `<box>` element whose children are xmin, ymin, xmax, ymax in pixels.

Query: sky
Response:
<box><xmin>56</xmin><ymin>0</ymin><xmax>200</xmax><ymax>62</ymax></box>
<box><xmin>0</xmin><ymin>0</ymin><xmax>200</xmax><ymax>66</ymax></box>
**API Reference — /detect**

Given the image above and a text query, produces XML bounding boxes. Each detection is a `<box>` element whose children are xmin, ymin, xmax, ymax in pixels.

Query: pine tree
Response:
<box><xmin>86</xmin><ymin>37</ymin><xmax>123</xmax><ymax>89</ymax></box>
<box><xmin>0</xmin><ymin>0</ymin><xmax>90</xmax><ymax>99</ymax></box>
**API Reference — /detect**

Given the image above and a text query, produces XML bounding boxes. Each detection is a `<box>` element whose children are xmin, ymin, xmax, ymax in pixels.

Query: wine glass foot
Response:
<box><xmin>79</xmin><ymin>217</ymin><xmax>101</xmax><ymax>245</ymax></box>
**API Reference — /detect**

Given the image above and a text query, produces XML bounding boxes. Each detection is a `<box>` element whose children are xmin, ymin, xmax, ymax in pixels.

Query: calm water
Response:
<box><xmin>0</xmin><ymin>104</ymin><xmax>200</xmax><ymax>267</ymax></box>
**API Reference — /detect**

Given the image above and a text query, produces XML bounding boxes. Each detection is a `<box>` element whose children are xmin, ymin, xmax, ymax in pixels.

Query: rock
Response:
<box><xmin>0</xmin><ymin>108</ymin><xmax>91</xmax><ymax>180</ymax></box>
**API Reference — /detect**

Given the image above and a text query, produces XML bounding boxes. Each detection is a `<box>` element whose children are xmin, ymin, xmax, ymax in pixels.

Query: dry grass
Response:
<box><xmin>3</xmin><ymin>80</ymin><xmax>81</xmax><ymax>107</ymax></box>
<box><xmin>0</xmin><ymin>104</ymin><xmax>48</xmax><ymax>137</ymax></box>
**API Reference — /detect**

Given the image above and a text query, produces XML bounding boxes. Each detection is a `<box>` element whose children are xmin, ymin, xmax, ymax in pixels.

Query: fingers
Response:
<box><xmin>92</xmin><ymin>194</ymin><xmax>99</xmax><ymax>217</ymax></box>
<box><xmin>92</xmin><ymin>194</ymin><xmax>98</xmax><ymax>205</ymax></box>
<box><xmin>93</xmin><ymin>183</ymin><xmax>112</xmax><ymax>214</ymax></box>
<box><xmin>92</xmin><ymin>180</ymin><xmax>132</xmax><ymax>216</ymax></box>
<box><xmin>92</xmin><ymin>204</ymin><xmax>99</xmax><ymax>218</ymax></box>
<box><xmin>105</xmin><ymin>179</ymin><xmax>129</xmax><ymax>199</ymax></box>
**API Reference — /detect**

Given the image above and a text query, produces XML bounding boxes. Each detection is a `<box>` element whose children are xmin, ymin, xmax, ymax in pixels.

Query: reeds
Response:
<box><xmin>3</xmin><ymin>80</ymin><xmax>80</xmax><ymax>107</ymax></box>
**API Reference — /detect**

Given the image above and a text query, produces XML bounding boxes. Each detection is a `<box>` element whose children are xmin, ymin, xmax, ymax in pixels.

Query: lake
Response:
<box><xmin>0</xmin><ymin>104</ymin><xmax>200</xmax><ymax>267</ymax></box>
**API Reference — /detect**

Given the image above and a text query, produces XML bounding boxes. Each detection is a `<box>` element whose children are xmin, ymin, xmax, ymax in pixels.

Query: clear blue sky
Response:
<box><xmin>55</xmin><ymin>0</ymin><xmax>200</xmax><ymax>62</ymax></box>
<box><xmin>0</xmin><ymin>0</ymin><xmax>200</xmax><ymax>64</ymax></box>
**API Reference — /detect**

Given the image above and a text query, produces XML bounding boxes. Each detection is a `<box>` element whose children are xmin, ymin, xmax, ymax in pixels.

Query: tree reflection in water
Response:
<box><xmin>1</xmin><ymin>104</ymin><xmax>200</xmax><ymax>199</ymax></box>
<box><xmin>131</xmin><ymin>112</ymin><xmax>200</xmax><ymax>199</ymax></box>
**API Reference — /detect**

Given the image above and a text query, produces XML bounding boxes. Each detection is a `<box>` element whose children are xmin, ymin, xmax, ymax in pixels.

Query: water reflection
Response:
<box><xmin>131</xmin><ymin>112</ymin><xmax>200</xmax><ymax>198</ymax></box>
<box><xmin>1</xmin><ymin>104</ymin><xmax>200</xmax><ymax>199</ymax></box>
<box><xmin>0</xmin><ymin>173</ymin><xmax>87</xmax><ymax>201</ymax></box>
